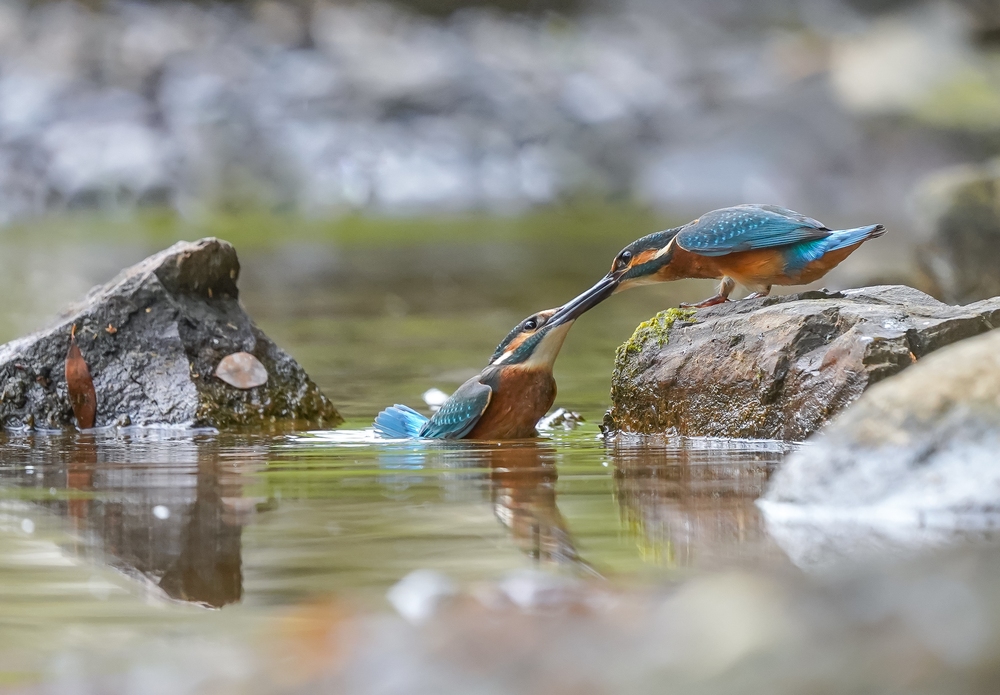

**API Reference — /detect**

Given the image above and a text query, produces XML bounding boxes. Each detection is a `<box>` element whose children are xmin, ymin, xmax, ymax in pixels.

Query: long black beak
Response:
<box><xmin>547</xmin><ymin>271</ymin><xmax>621</xmax><ymax>327</ymax></box>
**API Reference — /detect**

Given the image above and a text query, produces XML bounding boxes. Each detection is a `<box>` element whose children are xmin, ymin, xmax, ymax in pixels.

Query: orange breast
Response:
<box><xmin>659</xmin><ymin>241</ymin><xmax>865</xmax><ymax>287</ymax></box>
<box><xmin>466</xmin><ymin>368</ymin><xmax>556</xmax><ymax>440</ymax></box>
<box><xmin>711</xmin><ymin>248</ymin><xmax>789</xmax><ymax>286</ymax></box>
<box><xmin>684</xmin><ymin>241</ymin><xmax>866</xmax><ymax>287</ymax></box>
<box><xmin>655</xmin><ymin>246</ymin><xmax>727</xmax><ymax>281</ymax></box>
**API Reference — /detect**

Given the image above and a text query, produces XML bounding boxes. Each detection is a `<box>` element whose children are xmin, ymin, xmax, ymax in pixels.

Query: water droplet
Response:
<box><xmin>20</xmin><ymin>518</ymin><xmax>34</xmax><ymax>534</ymax></box>
<box><xmin>152</xmin><ymin>505</ymin><xmax>170</xmax><ymax>520</ymax></box>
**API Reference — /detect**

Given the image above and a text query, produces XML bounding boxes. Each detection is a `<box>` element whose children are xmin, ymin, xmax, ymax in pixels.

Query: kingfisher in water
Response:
<box><xmin>373</xmin><ymin>296</ymin><xmax>602</xmax><ymax>440</ymax></box>
<box><xmin>575</xmin><ymin>204</ymin><xmax>885</xmax><ymax>307</ymax></box>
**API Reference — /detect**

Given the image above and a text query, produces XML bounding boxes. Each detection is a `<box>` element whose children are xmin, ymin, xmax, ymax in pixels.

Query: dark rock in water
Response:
<box><xmin>762</xmin><ymin>327</ymin><xmax>1000</xmax><ymax>529</ymax></box>
<box><xmin>0</xmin><ymin>238</ymin><xmax>341</xmax><ymax>430</ymax></box>
<box><xmin>916</xmin><ymin>161</ymin><xmax>1000</xmax><ymax>303</ymax></box>
<box><xmin>606</xmin><ymin>285</ymin><xmax>1000</xmax><ymax>441</ymax></box>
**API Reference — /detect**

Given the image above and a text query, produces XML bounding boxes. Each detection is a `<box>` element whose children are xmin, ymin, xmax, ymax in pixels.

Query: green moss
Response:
<box><xmin>614</xmin><ymin>308</ymin><xmax>694</xmax><ymax>364</ymax></box>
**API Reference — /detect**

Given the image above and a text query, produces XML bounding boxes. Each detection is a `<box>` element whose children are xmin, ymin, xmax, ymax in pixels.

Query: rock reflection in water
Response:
<box><xmin>610</xmin><ymin>437</ymin><xmax>791</xmax><ymax>569</ymax></box>
<box><xmin>0</xmin><ymin>432</ymin><xmax>261</xmax><ymax>608</ymax></box>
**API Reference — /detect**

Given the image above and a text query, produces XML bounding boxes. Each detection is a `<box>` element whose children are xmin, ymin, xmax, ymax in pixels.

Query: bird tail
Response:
<box><xmin>826</xmin><ymin>224</ymin><xmax>885</xmax><ymax>251</ymax></box>
<box><xmin>373</xmin><ymin>405</ymin><xmax>428</xmax><ymax>439</ymax></box>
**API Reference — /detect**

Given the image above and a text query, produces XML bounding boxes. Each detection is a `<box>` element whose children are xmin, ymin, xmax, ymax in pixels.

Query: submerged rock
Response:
<box><xmin>762</xmin><ymin>327</ymin><xmax>1000</xmax><ymax>534</ymax></box>
<box><xmin>606</xmin><ymin>285</ymin><xmax>1000</xmax><ymax>440</ymax></box>
<box><xmin>0</xmin><ymin>238</ymin><xmax>341</xmax><ymax>429</ymax></box>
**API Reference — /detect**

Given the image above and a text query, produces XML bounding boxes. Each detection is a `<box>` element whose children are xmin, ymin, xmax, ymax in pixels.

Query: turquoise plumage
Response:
<box><xmin>676</xmin><ymin>204</ymin><xmax>831</xmax><ymax>256</ymax></box>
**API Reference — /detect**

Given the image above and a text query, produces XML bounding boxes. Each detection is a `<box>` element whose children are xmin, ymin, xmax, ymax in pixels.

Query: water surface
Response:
<box><xmin>0</xmin><ymin>209</ymin><xmax>908</xmax><ymax>687</ymax></box>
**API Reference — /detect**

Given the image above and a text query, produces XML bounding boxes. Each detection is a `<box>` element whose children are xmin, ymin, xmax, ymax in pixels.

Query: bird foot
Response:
<box><xmin>743</xmin><ymin>292</ymin><xmax>770</xmax><ymax>300</ymax></box>
<box><xmin>679</xmin><ymin>295</ymin><xmax>730</xmax><ymax>309</ymax></box>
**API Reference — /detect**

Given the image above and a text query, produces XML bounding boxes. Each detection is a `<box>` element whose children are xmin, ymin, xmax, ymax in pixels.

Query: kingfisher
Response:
<box><xmin>373</xmin><ymin>296</ymin><xmax>602</xmax><ymax>440</ymax></box>
<box><xmin>576</xmin><ymin>204</ymin><xmax>885</xmax><ymax>307</ymax></box>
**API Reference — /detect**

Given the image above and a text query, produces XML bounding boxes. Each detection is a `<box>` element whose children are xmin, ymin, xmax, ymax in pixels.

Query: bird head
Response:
<box><xmin>550</xmin><ymin>228</ymin><xmax>681</xmax><ymax>321</ymax></box>
<box><xmin>604</xmin><ymin>228</ymin><xmax>680</xmax><ymax>293</ymax></box>
<box><xmin>488</xmin><ymin>305</ymin><xmax>580</xmax><ymax>370</ymax></box>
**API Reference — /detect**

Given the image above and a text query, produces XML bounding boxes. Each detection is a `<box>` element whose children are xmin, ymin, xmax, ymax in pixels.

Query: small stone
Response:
<box><xmin>215</xmin><ymin>352</ymin><xmax>268</xmax><ymax>389</ymax></box>
<box><xmin>537</xmin><ymin>408</ymin><xmax>585</xmax><ymax>431</ymax></box>
<box><xmin>498</xmin><ymin>569</ymin><xmax>583</xmax><ymax>610</ymax></box>
<box><xmin>387</xmin><ymin>569</ymin><xmax>457</xmax><ymax>624</ymax></box>
<box><xmin>422</xmin><ymin>387</ymin><xmax>449</xmax><ymax>412</ymax></box>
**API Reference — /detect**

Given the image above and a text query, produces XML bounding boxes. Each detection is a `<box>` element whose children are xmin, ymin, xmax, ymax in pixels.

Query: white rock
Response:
<box><xmin>387</xmin><ymin>569</ymin><xmax>456</xmax><ymax>624</ymax></box>
<box><xmin>421</xmin><ymin>388</ymin><xmax>449</xmax><ymax>412</ymax></box>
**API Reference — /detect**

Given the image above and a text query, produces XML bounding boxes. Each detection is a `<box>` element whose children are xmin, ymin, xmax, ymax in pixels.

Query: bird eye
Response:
<box><xmin>617</xmin><ymin>250</ymin><xmax>632</xmax><ymax>268</ymax></box>
<box><xmin>523</xmin><ymin>318</ymin><xmax>538</xmax><ymax>331</ymax></box>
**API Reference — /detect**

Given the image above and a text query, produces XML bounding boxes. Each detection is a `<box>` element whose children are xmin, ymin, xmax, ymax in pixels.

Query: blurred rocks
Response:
<box><xmin>387</xmin><ymin>569</ymin><xmax>457</xmax><ymax>623</ymax></box>
<box><xmin>606</xmin><ymin>285</ymin><xmax>1000</xmax><ymax>440</ymax></box>
<box><xmin>914</xmin><ymin>159</ymin><xmax>1000</xmax><ymax>303</ymax></box>
<box><xmin>0</xmin><ymin>237</ymin><xmax>341</xmax><ymax>429</ymax></box>
<box><xmin>0</xmin><ymin>0</ymin><xmax>991</xmax><ymax>221</ymax></box>
<box><xmin>763</xmin><ymin>326</ymin><xmax>1000</xmax><ymax>520</ymax></box>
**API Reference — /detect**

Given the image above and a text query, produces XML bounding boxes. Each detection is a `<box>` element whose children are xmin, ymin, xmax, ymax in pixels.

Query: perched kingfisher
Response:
<box><xmin>577</xmin><ymin>204</ymin><xmax>885</xmax><ymax>307</ymax></box>
<box><xmin>373</xmin><ymin>297</ymin><xmax>600</xmax><ymax>440</ymax></box>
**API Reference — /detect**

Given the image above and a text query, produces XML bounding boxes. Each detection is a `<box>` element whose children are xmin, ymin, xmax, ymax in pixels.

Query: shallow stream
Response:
<box><xmin>0</xmin><ymin>209</ymin><xmax>992</xmax><ymax>692</ymax></box>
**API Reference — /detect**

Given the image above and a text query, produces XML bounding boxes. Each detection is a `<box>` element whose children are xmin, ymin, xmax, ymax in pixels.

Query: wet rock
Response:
<box><xmin>915</xmin><ymin>160</ymin><xmax>1000</xmax><ymax>303</ymax></box>
<box><xmin>0</xmin><ymin>238</ymin><xmax>341</xmax><ymax>429</ymax></box>
<box><xmin>762</xmin><ymin>326</ymin><xmax>1000</xmax><ymax>521</ymax></box>
<box><xmin>606</xmin><ymin>285</ymin><xmax>1000</xmax><ymax>441</ymax></box>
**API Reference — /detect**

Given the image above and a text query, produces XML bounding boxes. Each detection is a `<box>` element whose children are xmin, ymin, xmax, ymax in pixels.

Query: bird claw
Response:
<box><xmin>679</xmin><ymin>295</ymin><xmax>730</xmax><ymax>309</ymax></box>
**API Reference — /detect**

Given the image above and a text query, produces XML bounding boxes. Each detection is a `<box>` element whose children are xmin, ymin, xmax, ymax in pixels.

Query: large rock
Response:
<box><xmin>915</xmin><ymin>160</ymin><xmax>1000</xmax><ymax>303</ymax></box>
<box><xmin>606</xmin><ymin>285</ymin><xmax>1000</xmax><ymax>441</ymax></box>
<box><xmin>0</xmin><ymin>238</ymin><xmax>341</xmax><ymax>429</ymax></box>
<box><xmin>761</xmin><ymin>327</ymin><xmax>1000</xmax><ymax>540</ymax></box>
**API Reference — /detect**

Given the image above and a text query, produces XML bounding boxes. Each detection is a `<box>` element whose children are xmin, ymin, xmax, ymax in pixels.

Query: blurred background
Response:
<box><xmin>0</xmin><ymin>0</ymin><xmax>997</xmax><ymax>224</ymax></box>
<box><xmin>2</xmin><ymin>2</ymin><xmax>1000</xmax><ymax>691</ymax></box>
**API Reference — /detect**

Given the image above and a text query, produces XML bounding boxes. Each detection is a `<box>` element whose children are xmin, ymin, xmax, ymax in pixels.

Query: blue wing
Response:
<box><xmin>373</xmin><ymin>404</ymin><xmax>429</xmax><ymax>439</ymax></box>
<box><xmin>419</xmin><ymin>378</ymin><xmax>492</xmax><ymax>439</ymax></box>
<box><xmin>676</xmin><ymin>204</ymin><xmax>831</xmax><ymax>257</ymax></box>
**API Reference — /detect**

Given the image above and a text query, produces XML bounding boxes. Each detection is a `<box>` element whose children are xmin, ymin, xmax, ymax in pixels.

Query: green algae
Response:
<box><xmin>610</xmin><ymin>309</ymin><xmax>695</xmax><ymax>411</ymax></box>
<box><xmin>614</xmin><ymin>309</ymin><xmax>695</xmax><ymax>364</ymax></box>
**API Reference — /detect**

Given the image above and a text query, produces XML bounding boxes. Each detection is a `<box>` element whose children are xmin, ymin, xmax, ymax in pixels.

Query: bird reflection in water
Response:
<box><xmin>482</xmin><ymin>441</ymin><xmax>596</xmax><ymax>575</ymax></box>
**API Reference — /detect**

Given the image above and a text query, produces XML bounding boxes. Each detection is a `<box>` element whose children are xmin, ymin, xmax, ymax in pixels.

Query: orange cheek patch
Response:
<box><xmin>612</xmin><ymin>248</ymin><xmax>659</xmax><ymax>274</ymax></box>
<box><xmin>633</xmin><ymin>248</ymin><xmax>659</xmax><ymax>266</ymax></box>
<box><xmin>502</xmin><ymin>333</ymin><xmax>529</xmax><ymax>356</ymax></box>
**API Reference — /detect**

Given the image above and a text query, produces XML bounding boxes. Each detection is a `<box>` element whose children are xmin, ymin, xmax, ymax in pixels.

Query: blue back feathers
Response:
<box><xmin>373</xmin><ymin>405</ymin><xmax>428</xmax><ymax>439</ymax></box>
<box><xmin>674</xmin><ymin>205</ymin><xmax>884</xmax><ymax>271</ymax></box>
<box><xmin>676</xmin><ymin>204</ymin><xmax>830</xmax><ymax>256</ymax></box>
